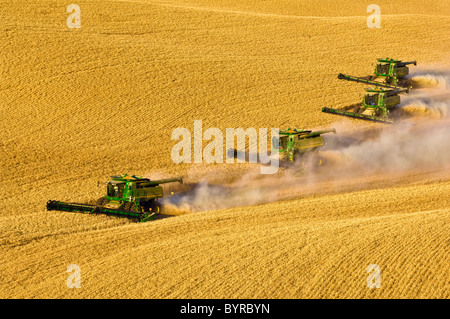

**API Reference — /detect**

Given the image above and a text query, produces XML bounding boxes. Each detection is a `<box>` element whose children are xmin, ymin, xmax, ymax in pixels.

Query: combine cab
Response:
<box><xmin>47</xmin><ymin>174</ymin><xmax>183</xmax><ymax>222</ymax></box>
<box><xmin>322</xmin><ymin>86</ymin><xmax>408</xmax><ymax>124</ymax></box>
<box><xmin>275</xmin><ymin>128</ymin><xmax>336</xmax><ymax>162</ymax></box>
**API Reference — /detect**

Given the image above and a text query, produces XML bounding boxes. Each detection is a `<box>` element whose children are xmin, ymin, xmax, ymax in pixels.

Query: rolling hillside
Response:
<box><xmin>1</xmin><ymin>0</ymin><xmax>449</xmax><ymax>298</ymax></box>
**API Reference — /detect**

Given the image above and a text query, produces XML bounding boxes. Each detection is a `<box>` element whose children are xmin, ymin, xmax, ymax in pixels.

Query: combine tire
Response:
<box><xmin>150</xmin><ymin>202</ymin><xmax>160</xmax><ymax>214</ymax></box>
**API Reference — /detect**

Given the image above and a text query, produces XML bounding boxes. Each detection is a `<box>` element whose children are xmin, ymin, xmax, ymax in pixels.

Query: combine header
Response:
<box><xmin>47</xmin><ymin>174</ymin><xmax>183</xmax><ymax>222</ymax></box>
<box><xmin>336</xmin><ymin>73</ymin><xmax>409</xmax><ymax>91</ymax></box>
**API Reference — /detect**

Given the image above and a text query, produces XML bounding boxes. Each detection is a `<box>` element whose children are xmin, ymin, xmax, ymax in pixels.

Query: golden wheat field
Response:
<box><xmin>1</xmin><ymin>0</ymin><xmax>450</xmax><ymax>299</ymax></box>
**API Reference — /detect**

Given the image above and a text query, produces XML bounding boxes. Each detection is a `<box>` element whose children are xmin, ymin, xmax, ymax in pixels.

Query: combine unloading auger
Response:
<box><xmin>47</xmin><ymin>175</ymin><xmax>183</xmax><ymax>222</ymax></box>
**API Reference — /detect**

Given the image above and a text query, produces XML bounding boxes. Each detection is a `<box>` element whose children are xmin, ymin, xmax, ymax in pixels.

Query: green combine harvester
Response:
<box><xmin>276</xmin><ymin>128</ymin><xmax>336</xmax><ymax>162</ymax></box>
<box><xmin>47</xmin><ymin>174</ymin><xmax>183</xmax><ymax>222</ymax></box>
<box><xmin>228</xmin><ymin>128</ymin><xmax>336</xmax><ymax>165</ymax></box>
<box><xmin>322</xmin><ymin>86</ymin><xmax>409</xmax><ymax>124</ymax></box>
<box><xmin>336</xmin><ymin>58</ymin><xmax>416</xmax><ymax>89</ymax></box>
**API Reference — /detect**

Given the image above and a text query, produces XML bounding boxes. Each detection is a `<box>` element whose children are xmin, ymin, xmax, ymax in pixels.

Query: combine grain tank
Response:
<box><xmin>275</xmin><ymin>128</ymin><xmax>336</xmax><ymax>162</ymax></box>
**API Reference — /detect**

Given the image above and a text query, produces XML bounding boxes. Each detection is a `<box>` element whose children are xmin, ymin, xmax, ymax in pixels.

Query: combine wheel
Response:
<box><xmin>150</xmin><ymin>202</ymin><xmax>161</xmax><ymax>214</ymax></box>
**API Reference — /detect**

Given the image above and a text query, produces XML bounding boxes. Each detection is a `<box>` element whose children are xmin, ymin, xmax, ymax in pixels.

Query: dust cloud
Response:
<box><xmin>162</xmin><ymin>67</ymin><xmax>450</xmax><ymax>214</ymax></box>
<box><xmin>402</xmin><ymin>67</ymin><xmax>450</xmax><ymax>119</ymax></box>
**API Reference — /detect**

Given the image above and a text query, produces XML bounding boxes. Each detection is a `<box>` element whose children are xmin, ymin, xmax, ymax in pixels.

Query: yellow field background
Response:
<box><xmin>1</xmin><ymin>0</ymin><xmax>449</xmax><ymax>298</ymax></box>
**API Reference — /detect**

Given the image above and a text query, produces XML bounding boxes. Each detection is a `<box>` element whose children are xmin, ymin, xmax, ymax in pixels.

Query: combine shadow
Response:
<box><xmin>153</xmin><ymin>214</ymin><xmax>174</xmax><ymax>220</ymax></box>
<box><xmin>226</xmin><ymin>148</ymin><xmax>276</xmax><ymax>163</ymax></box>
